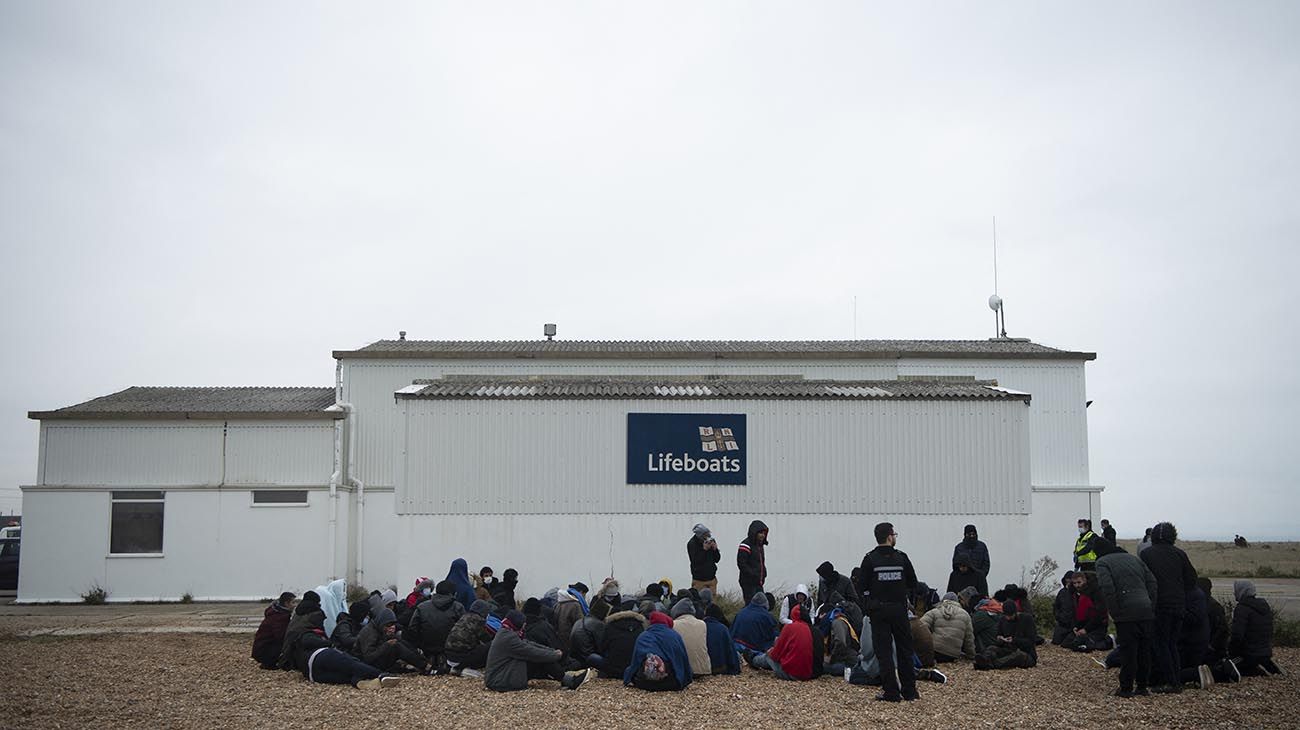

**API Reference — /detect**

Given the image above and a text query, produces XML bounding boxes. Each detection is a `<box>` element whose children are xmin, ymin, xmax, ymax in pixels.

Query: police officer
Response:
<box><xmin>859</xmin><ymin>521</ymin><xmax>919</xmax><ymax>702</ymax></box>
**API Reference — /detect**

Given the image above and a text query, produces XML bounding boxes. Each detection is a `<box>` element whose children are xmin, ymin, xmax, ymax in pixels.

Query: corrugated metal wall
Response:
<box><xmin>344</xmin><ymin>358</ymin><xmax>902</xmax><ymax>489</ymax></box>
<box><xmin>40</xmin><ymin>420</ymin><xmax>334</xmax><ymax>487</ymax></box>
<box><xmin>225</xmin><ymin>423</ymin><xmax>335</xmax><ymax>485</ymax></box>
<box><xmin>899</xmin><ymin>360</ymin><xmax>1089</xmax><ymax>485</ymax></box>
<box><xmin>43</xmin><ymin>422</ymin><xmax>224</xmax><ymax>486</ymax></box>
<box><xmin>397</xmin><ymin>398</ymin><xmax>1030</xmax><ymax>515</ymax></box>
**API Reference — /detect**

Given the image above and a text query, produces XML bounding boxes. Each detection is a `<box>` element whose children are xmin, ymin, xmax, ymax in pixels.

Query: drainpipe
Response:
<box><xmin>343</xmin><ymin>403</ymin><xmax>366</xmax><ymax>588</ymax></box>
<box><xmin>325</xmin><ymin>405</ymin><xmax>345</xmax><ymax>579</ymax></box>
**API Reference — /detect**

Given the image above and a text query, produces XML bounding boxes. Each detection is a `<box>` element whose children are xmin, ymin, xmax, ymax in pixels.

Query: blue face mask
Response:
<box><xmin>422</xmin><ymin>587</ymin><xmax>431</xmax><ymax>597</ymax></box>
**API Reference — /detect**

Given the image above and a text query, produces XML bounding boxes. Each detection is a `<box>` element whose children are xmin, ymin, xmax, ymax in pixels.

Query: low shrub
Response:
<box><xmin>179</xmin><ymin>592</ymin><xmax>194</xmax><ymax>604</ymax></box>
<box><xmin>1030</xmin><ymin>594</ymin><xmax>1055</xmax><ymax>637</ymax></box>
<box><xmin>1273</xmin><ymin>609</ymin><xmax>1300</xmax><ymax>648</ymax></box>
<box><xmin>346</xmin><ymin>584</ymin><xmax>370</xmax><ymax>604</ymax></box>
<box><xmin>81</xmin><ymin>583</ymin><xmax>108</xmax><ymax>605</ymax></box>
<box><xmin>713</xmin><ymin>589</ymin><xmax>745</xmax><ymax>623</ymax></box>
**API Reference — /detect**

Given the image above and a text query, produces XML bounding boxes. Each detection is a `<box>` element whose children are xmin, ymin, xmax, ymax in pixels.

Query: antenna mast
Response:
<box><xmin>988</xmin><ymin>216</ymin><xmax>1007</xmax><ymax>338</ymax></box>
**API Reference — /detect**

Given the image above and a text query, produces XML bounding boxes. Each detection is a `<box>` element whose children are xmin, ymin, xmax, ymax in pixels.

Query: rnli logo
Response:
<box><xmin>698</xmin><ymin>426</ymin><xmax>740</xmax><ymax>453</ymax></box>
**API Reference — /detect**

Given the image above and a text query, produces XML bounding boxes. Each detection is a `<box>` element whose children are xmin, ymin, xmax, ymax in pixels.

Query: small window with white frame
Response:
<box><xmin>251</xmin><ymin>490</ymin><xmax>309</xmax><ymax>506</ymax></box>
<box><xmin>110</xmin><ymin>491</ymin><xmax>165</xmax><ymax>554</ymax></box>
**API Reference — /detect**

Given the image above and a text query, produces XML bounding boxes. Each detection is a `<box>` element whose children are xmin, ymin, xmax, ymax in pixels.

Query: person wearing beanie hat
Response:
<box><xmin>669</xmin><ymin>599</ymin><xmax>711</xmax><ymax>675</ymax></box>
<box><xmin>443</xmin><ymin>599</ymin><xmax>497</xmax><ymax>675</ymax></box>
<box><xmin>947</xmin><ymin>555</ymin><xmax>989</xmax><ymax>602</ymax></box>
<box><xmin>687</xmin><ymin>522</ymin><xmax>721</xmax><ymax>593</ymax></box>
<box><xmin>1139</xmin><ymin>521</ymin><xmax>1198</xmax><ymax>692</ymax></box>
<box><xmin>920</xmin><ymin>591</ymin><xmax>974</xmax><ymax>665</ymax></box>
<box><xmin>489</xmin><ymin>568</ymin><xmax>519</xmax><ymax>610</ymax></box>
<box><xmin>406</xmin><ymin>578</ymin><xmax>467</xmax><ymax>671</ymax></box>
<box><xmin>590</xmin><ymin>577</ymin><xmax>622</xmax><ymax>618</ymax></box>
<box><xmin>971</xmin><ymin>596</ymin><xmax>1037</xmax><ymax>670</ymax></box>
<box><xmin>953</xmin><ymin>524</ymin><xmax>991</xmax><ymax>577</ymax></box>
<box><xmin>521</xmin><ymin>597</ymin><xmax>563</xmax><ymax>654</ymax></box>
<box><xmin>816</xmin><ymin>561</ymin><xmax>859</xmax><ymax>615</ymax></box>
<box><xmin>251</xmin><ymin>591</ymin><xmax>297</xmax><ymax>669</ymax></box>
<box><xmin>730</xmin><ymin>590</ymin><xmax>780</xmax><ymax>656</ymax></box>
<box><xmin>485</xmin><ymin>608</ymin><xmax>594</xmax><ymax>692</ymax></box>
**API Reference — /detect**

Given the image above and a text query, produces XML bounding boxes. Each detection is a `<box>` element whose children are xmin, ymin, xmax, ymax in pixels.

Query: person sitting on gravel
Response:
<box><xmin>522</xmin><ymin>597</ymin><xmax>564</xmax><ymax>653</ymax></box>
<box><xmin>822</xmin><ymin>599</ymin><xmax>862</xmax><ymax>676</ymax></box>
<box><xmin>817</xmin><ymin>561</ymin><xmax>859</xmax><ymax>614</ymax></box>
<box><xmin>625</xmin><ymin>612</ymin><xmax>693</xmax><ymax>691</ymax></box>
<box><xmin>589</xmin><ymin>578</ymin><xmax>622</xmax><ymax>619</ymax></box>
<box><xmin>368</xmin><ymin>588</ymin><xmax>399</xmax><ymax>622</ymax></box>
<box><xmin>554</xmin><ymin>582</ymin><xmax>591</xmax><ymax>654</ymax></box>
<box><xmin>594</xmin><ymin>603</ymin><xmax>648</xmax><ymax>678</ymax></box>
<box><xmin>312</xmin><ymin>579</ymin><xmax>348</xmax><ymax>638</ymax></box>
<box><xmin>445</xmin><ymin>558</ymin><xmax>478</xmax><ymax>611</ymax></box>
<box><xmin>921</xmin><ymin>592</ymin><xmax>976</xmax><ymax>663</ymax></box>
<box><xmin>748</xmin><ymin>604</ymin><xmax>816</xmax><ymax>680</ymax></box>
<box><xmin>972</xmin><ymin>601</ymin><xmax>1037</xmax><ymax>670</ymax></box>
<box><xmin>330</xmin><ymin>599</ymin><xmax>369</xmax><ymax>653</ymax></box>
<box><xmin>779</xmin><ymin>584</ymin><xmax>811</xmax><ymax>625</ymax></box>
<box><xmin>569</xmin><ymin>596</ymin><xmax>609</xmax><ymax>670</ymax></box>
<box><xmin>1061</xmin><ymin>572</ymin><xmax>1112</xmax><ymax>652</ymax></box>
<box><xmin>704</xmin><ymin>610</ymin><xmax>741</xmax><ymax>675</ymax></box>
<box><xmin>910</xmin><ymin>606</ymin><xmax>936</xmax><ymax>668</ymax></box>
<box><xmin>1050</xmin><ymin>571</ymin><xmax>1076</xmax><ymax>645</ymax></box>
<box><xmin>669</xmin><ymin>600</ymin><xmax>711</xmax><ymax>676</ymax></box>
<box><xmin>405</xmin><ymin>580</ymin><xmax>465</xmax><ymax>672</ymax></box>
<box><xmin>444</xmin><ymin>599</ymin><xmax>498</xmax><ymax>676</ymax></box>
<box><xmin>489</xmin><ymin>568</ymin><xmax>519</xmax><ymax>610</ymax></box>
<box><xmin>278</xmin><ymin>595</ymin><xmax>400</xmax><ymax>689</ymax></box>
<box><xmin>251</xmin><ymin>592</ymin><xmax>296</xmax><ymax>670</ymax></box>
<box><xmin>355</xmin><ymin>607</ymin><xmax>430</xmax><ymax>674</ymax></box>
<box><xmin>699</xmin><ymin>587</ymin><xmax>731</xmax><ymax>628</ymax></box>
<box><xmin>485</xmin><ymin>610</ymin><xmax>594</xmax><ymax>692</ymax></box>
<box><xmin>1229</xmin><ymin>579</ymin><xmax>1282</xmax><ymax>677</ymax></box>
<box><xmin>731</xmin><ymin>592</ymin><xmax>780</xmax><ymax>655</ymax></box>
<box><xmin>968</xmin><ymin>595</ymin><xmax>1001</xmax><ymax>652</ymax></box>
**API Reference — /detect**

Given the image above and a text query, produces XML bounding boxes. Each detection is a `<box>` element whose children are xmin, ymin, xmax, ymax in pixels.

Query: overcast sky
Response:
<box><xmin>2</xmin><ymin>2</ymin><xmax>1297</xmax><ymax>538</ymax></box>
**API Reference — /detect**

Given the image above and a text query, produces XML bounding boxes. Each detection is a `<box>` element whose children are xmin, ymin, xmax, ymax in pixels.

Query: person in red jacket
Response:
<box><xmin>251</xmin><ymin>592</ymin><xmax>296</xmax><ymax>670</ymax></box>
<box><xmin>748</xmin><ymin>605</ymin><xmax>814</xmax><ymax>680</ymax></box>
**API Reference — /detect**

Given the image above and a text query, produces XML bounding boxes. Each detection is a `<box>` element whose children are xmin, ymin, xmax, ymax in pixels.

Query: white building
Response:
<box><xmin>20</xmin><ymin>338</ymin><xmax>1099</xmax><ymax>603</ymax></box>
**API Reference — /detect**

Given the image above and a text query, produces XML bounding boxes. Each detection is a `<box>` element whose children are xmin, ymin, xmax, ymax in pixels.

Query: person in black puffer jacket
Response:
<box><xmin>355</xmin><ymin>608</ymin><xmax>430</xmax><ymax>673</ymax></box>
<box><xmin>251</xmin><ymin>592</ymin><xmax>296</xmax><ymax>670</ymax></box>
<box><xmin>1230</xmin><ymin>580</ymin><xmax>1281</xmax><ymax>676</ymax></box>
<box><xmin>1199</xmin><ymin>577</ymin><xmax>1230</xmax><ymax>662</ymax></box>
<box><xmin>569</xmin><ymin>605</ymin><xmax>608</xmax><ymax>669</ymax></box>
<box><xmin>331</xmin><ymin>600</ymin><xmax>369</xmax><ymax>653</ymax></box>
<box><xmin>1051</xmin><ymin>572</ymin><xmax>1076</xmax><ymax>645</ymax></box>
<box><xmin>405</xmin><ymin>581</ymin><xmax>466</xmax><ymax>667</ymax></box>
<box><xmin>490</xmin><ymin>569</ymin><xmax>519</xmax><ymax>610</ymax></box>
<box><xmin>597</xmin><ymin>607</ymin><xmax>648</xmax><ymax>679</ymax></box>
<box><xmin>1140</xmin><ymin>522</ymin><xmax>1198</xmax><ymax>691</ymax></box>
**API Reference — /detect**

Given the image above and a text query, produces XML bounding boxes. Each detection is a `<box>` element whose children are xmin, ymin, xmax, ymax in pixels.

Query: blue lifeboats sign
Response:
<box><xmin>626</xmin><ymin>413</ymin><xmax>747</xmax><ymax>485</ymax></box>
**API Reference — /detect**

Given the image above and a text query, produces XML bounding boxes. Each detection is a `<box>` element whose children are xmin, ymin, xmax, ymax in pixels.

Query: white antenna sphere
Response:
<box><xmin>988</xmin><ymin>294</ymin><xmax>1003</xmax><ymax>312</ymax></box>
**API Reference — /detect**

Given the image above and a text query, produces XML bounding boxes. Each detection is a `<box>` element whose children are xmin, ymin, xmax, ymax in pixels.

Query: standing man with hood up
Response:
<box><xmin>952</xmin><ymin>525</ymin><xmax>990</xmax><ymax>577</ymax></box>
<box><xmin>737</xmin><ymin>519</ymin><xmax>769</xmax><ymax>605</ymax></box>
<box><xmin>687</xmin><ymin>523</ymin><xmax>721</xmax><ymax>593</ymax></box>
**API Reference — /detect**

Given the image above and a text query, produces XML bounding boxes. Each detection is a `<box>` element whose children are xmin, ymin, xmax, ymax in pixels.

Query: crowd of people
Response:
<box><xmin>251</xmin><ymin>518</ymin><xmax>1284</xmax><ymax>701</ymax></box>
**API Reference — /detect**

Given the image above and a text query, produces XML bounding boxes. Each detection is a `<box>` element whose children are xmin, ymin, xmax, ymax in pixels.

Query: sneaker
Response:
<box><xmin>1198</xmin><ymin>664</ymin><xmax>1215</xmax><ymax>690</ymax></box>
<box><xmin>926</xmin><ymin>668</ymin><xmax>947</xmax><ymax>684</ymax></box>
<box><xmin>874</xmin><ymin>692</ymin><xmax>902</xmax><ymax>703</ymax></box>
<box><xmin>1108</xmin><ymin>634</ymin><xmax>1117</xmax><ymax>648</ymax></box>
<box><xmin>1092</xmin><ymin>658</ymin><xmax>1108</xmax><ymax>669</ymax></box>
<box><xmin>1112</xmin><ymin>687</ymin><xmax>1134</xmax><ymax>698</ymax></box>
<box><xmin>568</xmin><ymin>667</ymin><xmax>595</xmax><ymax>690</ymax></box>
<box><xmin>1133</xmin><ymin>686</ymin><xmax>1151</xmax><ymax>697</ymax></box>
<box><xmin>844</xmin><ymin>667</ymin><xmax>853</xmax><ymax>682</ymax></box>
<box><xmin>902</xmin><ymin>690</ymin><xmax>921</xmax><ymax>701</ymax></box>
<box><xmin>1224</xmin><ymin>659</ymin><xmax>1241</xmax><ymax>683</ymax></box>
<box><xmin>1262</xmin><ymin>659</ymin><xmax>1283</xmax><ymax>676</ymax></box>
<box><xmin>357</xmin><ymin>678</ymin><xmax>383</xmax><ymax>690</ymax></box>
<box><xmin>379</xmin><ymin>675</ymin><xmax>401</xmax><ymax>688</ymax></box>
<box><xmin>460</xmin><ymin>668</ymin><xmax>483</xmax><ymax>679</ymax></box>
<box><xmin>973</xmin><ymin>655</ymin><xmax>991</xmax><ymax>671</ymax></box>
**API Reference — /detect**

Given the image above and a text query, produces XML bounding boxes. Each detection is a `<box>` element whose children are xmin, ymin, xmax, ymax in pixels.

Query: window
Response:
<box><xmin>110</xmin><ymin>491</ymin><xmax>164</xmax><ymax>554</ymax></box>
<box><xmin>251</xmin><ymin>490</ymin><xmax>308</xmax><ymax>506</ymax></box>
<box><xmin>0</xmin><ymin>540</ymin><xmax>18</xmax><ymax>558</ymax></box>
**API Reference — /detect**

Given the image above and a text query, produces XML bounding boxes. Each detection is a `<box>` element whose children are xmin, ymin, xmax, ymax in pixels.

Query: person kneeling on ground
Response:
<box><xmin>625</xmin><ymin>612</ymin><xmax>693</xmax><ymax>692</ymax></box>
<box><xmin>1051</xmin><ymin>572</ymin><xmax>1076</xmax><ymax>645</ymax></box>
<box><xmin>973</xmin><ymin>602</ymin><xmax>1037</xmax><ymax>670</ymax></box>
<box><xmin>279</xmin><ymin>595</ymin><xmax>398</xmax><ymax>689</ymax></box>
<box><xmin>251</xmin><ymin>591</ymin><xmax>295</xmax><ymax>670</ymax></box>
<box><xmin>1062</xmin><ymin>572</ymin><xmax>1113</xmax><ymax>652</ymax></box>
<box><xmin>748</xmin><ymin>605</ymin><xmax>816</xmax><ymax>681</ymax></box>
<box><xmin>921</xmin><ymin>592</ymin><xmax>975</xmax><ymax>663</ymax></box>
<box><xmin>1229</xmin><ymin>580</ymin><xmax>1283</xmax><ymax>677</ymax></box>
<box><xmin>355</xmin><ymin>608</ymin><xmax>430</xmax><ymax>674</ymax></box>
<box><xmin>485</xmin><ymin>610</ymin><xmax>593</xmax><ymax>691</ymax></box>
<box><xmin>670</xmin><ymin>600</ymin><xmax>712</xmax><ymax>676</ymax></box>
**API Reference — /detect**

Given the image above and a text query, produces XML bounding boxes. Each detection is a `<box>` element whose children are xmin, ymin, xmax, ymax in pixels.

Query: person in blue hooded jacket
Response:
<box><xmin>446</xmin><ymin>558</ymin><xmax>477</xmax><ymax>610</ymax></box>
<box><xmin>624</xmin><ymin>612</ymin><xmax>692</xmax><ymax>691</ymax></box>
<box><xmin>730</xmin><ymin>592</ymin><xmax>779</xmax><ymax>655</ymax></box>
<box><xmin>704</xmin><ymin>614</ymin><xmax>740</xmax><ymax>675</ymax></box>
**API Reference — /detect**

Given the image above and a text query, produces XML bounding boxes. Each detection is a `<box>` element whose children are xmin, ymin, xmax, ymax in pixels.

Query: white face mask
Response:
<box><xmin>422</xmin><ymin>587</ymin><xmax>431</xmax><ymax>597</ymax></box>
<box><xmin>1078</xmin><ymin>527</ymin><xmax>1087</xmax><ymax>535</ymax></box>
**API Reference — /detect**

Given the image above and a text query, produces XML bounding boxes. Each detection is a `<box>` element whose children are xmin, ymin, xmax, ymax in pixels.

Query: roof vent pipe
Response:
<box><xmin>544</xmin><ymin>323</ymin><xmax>556</xmax><ymax>341</ymax></box>
<box><xmin>398</xmin><ymin>331</ymin><xmax>406</xmax><ymax>341</ymax></box>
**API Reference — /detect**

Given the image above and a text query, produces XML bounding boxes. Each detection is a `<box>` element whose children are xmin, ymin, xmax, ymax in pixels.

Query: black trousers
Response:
<box><xmin>366</xmin><ymin>639</ymin><xmax>427</xmax><ymax>671</ymax></box>
<box><xmin>310</xmin><ymin>648</ymin><xmax>383</xmax><ymax>686</ymax></box>
<box><xmin>870</xmin><ymin>603</ymin><xmax>916</xmax><ymax>699</ymax></box>
<box><xmin>740</xmin><ymin>582</ymin><xmax>763</xmax><ymax>605</ymax></box>
<box><xmin>1151</xmin><ymin>610</ymin><xmax>1183</xmax><ymax>686</ymax></box>
<box><xmin>1115</xmin><ymin>620</ymin><xmax>1153</xmax><ymax>692</ymax></box>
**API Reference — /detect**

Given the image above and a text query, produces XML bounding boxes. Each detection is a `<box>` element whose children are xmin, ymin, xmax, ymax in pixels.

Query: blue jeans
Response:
<box><xmin>750</xmin><ymin>652</ymin><xmax>794</xmax><ymax>680</ymax></box>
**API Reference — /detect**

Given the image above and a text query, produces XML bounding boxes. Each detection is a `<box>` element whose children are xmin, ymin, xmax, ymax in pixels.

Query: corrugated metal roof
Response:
<box><xmin>397</xmin><ymin>378</ymin><xmax>1030</xmax><ymax>402</ymax></box>
<box><xmin>29</xmin><ymin>387</ymin><xmax>342</xmax><ymax>420</ymax></box>
<box><xmin>334</xmin><ymin>338</ymin><xmax>1095</xmax><ymax>361</ymax></box>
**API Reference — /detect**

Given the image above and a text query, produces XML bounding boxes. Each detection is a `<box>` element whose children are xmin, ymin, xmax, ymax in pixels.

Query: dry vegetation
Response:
<box><xmin>1114</xmin><ymin>540</ymin><xmax>1300</xmax><ymax>579</ymax></box>
<box><xmin>0</xmin><ymin>632</ymin><xmax>1294</xmax><ymax>729</ymax></box>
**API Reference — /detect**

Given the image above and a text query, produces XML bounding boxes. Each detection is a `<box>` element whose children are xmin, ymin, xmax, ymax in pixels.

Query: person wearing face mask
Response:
<box><xmin>859</xmin><ymin>521</ymin><xmax>919</xmax><ymax>702</ymax></box>
<box><xmin>952</xmin><ymin>525</ymin><xmax>990</xmax><ymax>577</ymax></box>
<box><xmin>1074</xmin><ymin>519</ymin><xmax>1099</xmax><ymax>572</ymax></box>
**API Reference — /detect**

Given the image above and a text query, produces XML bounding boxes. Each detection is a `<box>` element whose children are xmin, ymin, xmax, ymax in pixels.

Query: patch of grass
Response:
<box><xmin>81</xmin><ymin>583</ymin><xmax>108</xmax><ymax>605</ymax></box>
<box><xmin>713</xmin><ymin>589</ymin><xmax>745</xmax><ymax>623</ymax></box>
<box><xmin>1030</xmin><ymin>594</ymin><xmax>1055</xmax><ymax>637</ymax></box>
<box><xmin>1275</xmin><ymin>613</ymin><xmax>1300</xmax><ymax>647</ymax></box>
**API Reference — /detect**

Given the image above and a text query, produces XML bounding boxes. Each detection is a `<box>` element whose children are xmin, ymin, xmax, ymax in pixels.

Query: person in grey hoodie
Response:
<box><xmin>485</xmin><ymin>610</ymin><xmax>593</xmax><ymax>692</ymax></box>
<box><xmin>1095</xmin><ymin>538</ymin><xmax>1158</xmax><ymax>697</ymax></box>
<box><xmin>1230</xmin><ymin>580</ymin><xmax>1282</xmax><ymax>676</ymax></box>
<box><xmin>354</xmin><ymin>607</ymin><xmax>430</xmax><ymax>673</ymax></box>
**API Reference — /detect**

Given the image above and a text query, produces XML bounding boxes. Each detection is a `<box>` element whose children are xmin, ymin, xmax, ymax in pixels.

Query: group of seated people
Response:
<box><xmin>1054</xmin><ymin>523</ymin><xmax>1284</xmax><ymax>697</ymax></box>
<box><xmin>250</xmin><ymin>525</ymin><xmax>1283</xmax><ymax>695</ymax></box>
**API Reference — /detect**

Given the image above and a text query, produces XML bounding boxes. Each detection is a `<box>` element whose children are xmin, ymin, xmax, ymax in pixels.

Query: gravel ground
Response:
<box><xmin>0</xmin><ymin>633</ymin><xmax>1294</xmax><ymax>729</ymax></box>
